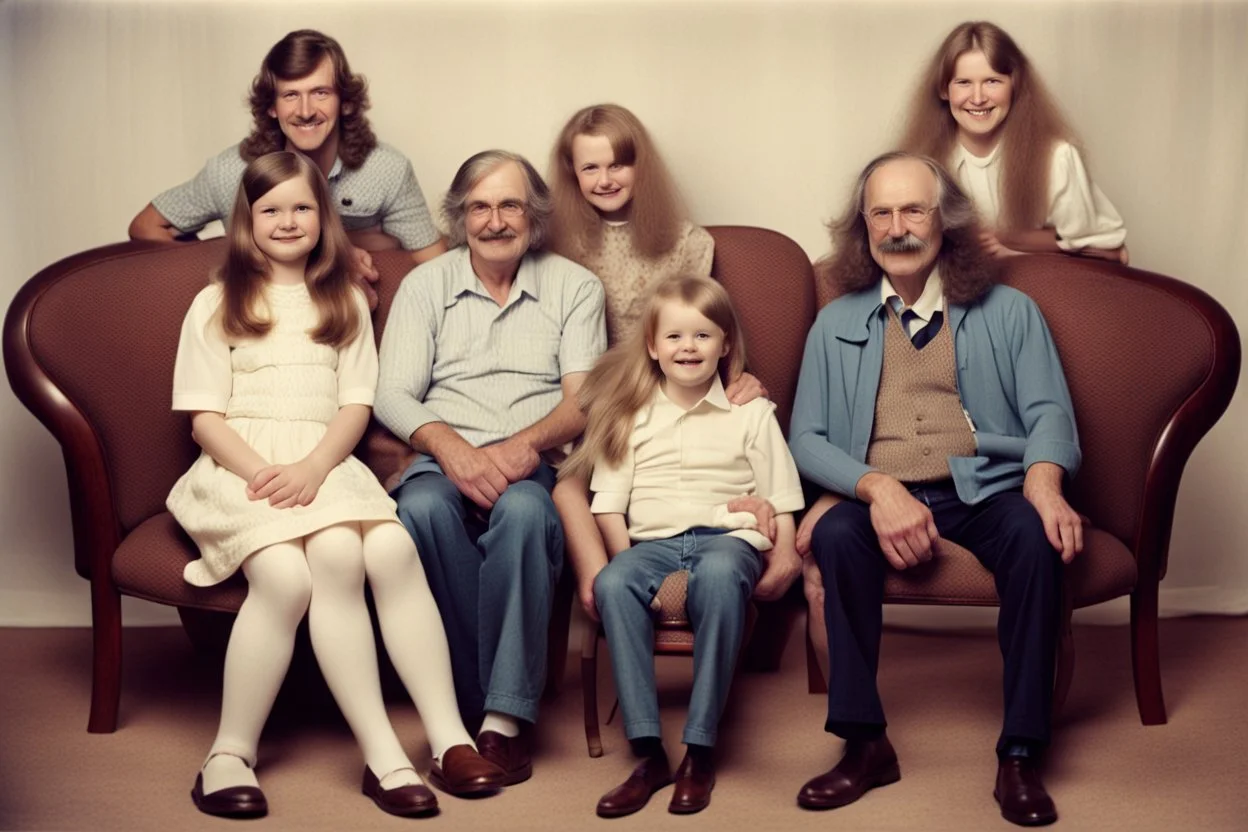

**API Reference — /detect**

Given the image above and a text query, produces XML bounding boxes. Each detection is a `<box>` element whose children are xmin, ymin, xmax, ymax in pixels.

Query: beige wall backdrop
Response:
<box><xmin>1</xmin><ymin>0</ymin><xmax>1245</xmax><ymax>626</ymax></box>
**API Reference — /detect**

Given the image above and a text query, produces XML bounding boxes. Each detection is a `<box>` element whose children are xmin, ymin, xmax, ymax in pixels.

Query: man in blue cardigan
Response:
<box><xmin>790</xmin><ymin>152</ymin><xmax>1082</xmax><ymax>827</ymax></box>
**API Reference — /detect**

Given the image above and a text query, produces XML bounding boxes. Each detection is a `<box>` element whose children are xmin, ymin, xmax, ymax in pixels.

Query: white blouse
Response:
<box><xmin>952</xmin><ymin>140</ymin><xmax>1127</xmax><ymax>252</ymax></box>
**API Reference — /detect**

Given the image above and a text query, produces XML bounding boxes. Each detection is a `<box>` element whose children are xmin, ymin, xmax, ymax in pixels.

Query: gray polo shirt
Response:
<box><xmin>150</xmin><ymin>142</ymin><xmax>440</xmax><ymax>250</ymax></box>
<box><xmin>375</xmin><ymin>246</ymin><xmax>607</xmax><ymax>448</ymax></box>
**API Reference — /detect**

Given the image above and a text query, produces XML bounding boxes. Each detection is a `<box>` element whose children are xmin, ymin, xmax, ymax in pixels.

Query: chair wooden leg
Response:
<box><xmin>581</xmin><ymin>623</ymin><xmax>603</xmax><ymax>757</ymax></box>
<box><xmin>88</xmin><ymin>580</ymin><xmax>123</xmax><ymax>733</ymax></box>
<box><xmin>1130</xmin><ymin>585</ymin><xmax>1167</xmax><ymax>725</ymax></box>
<box><xmin>806</xmin><ymin>617</ymin><xmax>828</xmax><ymax>695</ymax></box>
<box><xmin>1052</xmin><ymin>593</ymin><xmax>1075</xmax><ymax>720</ymax></box>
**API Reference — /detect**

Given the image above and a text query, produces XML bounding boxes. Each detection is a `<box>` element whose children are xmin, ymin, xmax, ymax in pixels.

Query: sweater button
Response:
<box><xmin>916</xmin><ymin>414</ymin><xmax>924</xmax><ymax>421</ymax></box>
<box><xmin>922</xmin><ymin>447</ymin><xmax>932</xmax><ymax>456</ymax></box>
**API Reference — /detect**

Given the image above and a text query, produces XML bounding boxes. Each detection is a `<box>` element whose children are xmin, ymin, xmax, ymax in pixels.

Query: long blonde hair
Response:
<box><xmin>217</xmin><ymin>150</ymin><xmax>360</xmax><ymax>347</ymax></box>
<box><xmin>898</xmin><ymin>21</ymin><xmax>1075</xmax><ymax>231</ymax></box>
<box><xmin>561</xmin><ymin>275</ymin><xmax>747</xmax><ymax>482</ymax></box>
<box><xmin>548</xmin><ymin>104</ymin><xmax>688</xmax><ymax>263</ymax></box>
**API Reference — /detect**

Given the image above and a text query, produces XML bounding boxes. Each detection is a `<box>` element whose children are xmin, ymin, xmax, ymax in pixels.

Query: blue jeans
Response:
<box><xmin>593</xmin><ymin>529</ymin><xmax>762</xmax><ymax>747</ymax></box>
<box><xmin>392</xmin><ymin>461</ymin><xmax>563</xmax><ymax>726</ymax></box>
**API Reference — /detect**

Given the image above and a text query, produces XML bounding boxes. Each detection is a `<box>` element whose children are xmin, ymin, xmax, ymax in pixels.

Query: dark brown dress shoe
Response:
<box><xmin>668</xmin><ymin>750</ymin><xmax>715</xmax><ymax>815</ymax></box>
<box><xmin>428</xmin><ymin>744</ymin><xmax>506</xmax><ymax>796</ymax></box>
<box><xmin>361</xmin><ymin>767</ymin><xmax>439</xmax><ymax>817</ymax></box>
<box><xmin>596</xmin><ymin>753</ymin><xmax>673</xmax><ymax>818</ymax></box>
<box><xmin>477</xmin><ymin>730</ymin><xmax>532</xmax><ymax>785</ymax></box>
<box><xmin>994</xmin><ymin>757</ymin><xmax>1058</xmax><ymax>826</ymax></box>
<box><xmin>797</xmin><ymin>735</ymin><xmax>901</xmax><ymax>810</ymax></box>
<box><xmin>191</xmin><ymin>772</ymin><xmax>268</xmax><ymax>819</ymax></box>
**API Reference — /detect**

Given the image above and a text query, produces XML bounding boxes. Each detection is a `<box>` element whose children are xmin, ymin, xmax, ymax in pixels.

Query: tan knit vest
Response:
<box><xmin>865</xmin><ymin>308</ymin><xmax>976</xmax><ymax>483</ymax></box>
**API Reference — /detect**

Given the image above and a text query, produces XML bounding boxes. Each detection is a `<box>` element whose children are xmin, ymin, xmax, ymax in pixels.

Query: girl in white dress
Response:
<box><xmin>545</xmin><ymin>104</ymin><xmax>767</xmax><ymax>625</ymax></box>
<box><xmin>168</xmin><ymin>151</ymin><xmax>503</xmax><ymax>819</ymax></box>
<box><xmin>898</xmin><ymin>21</ymin><xmax>1128</xmax><ymax>263</ymax></box>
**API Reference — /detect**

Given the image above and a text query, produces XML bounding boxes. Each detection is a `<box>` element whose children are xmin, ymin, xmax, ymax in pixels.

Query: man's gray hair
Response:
<box><xmin>442</xmin><ymin>150</ymin><xmax>554</xmax><ymax>250</ymax></box>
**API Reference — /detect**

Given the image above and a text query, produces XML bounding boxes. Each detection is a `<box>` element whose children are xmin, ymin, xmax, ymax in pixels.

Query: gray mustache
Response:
<box><xmin>478</xmin><ymin>231</ymin><xmax>517</xmax><ymax>242</ymax></box>
<box><xmin>878</xmin><ymin>234</ymin><xmax>928</xmax><ymax>253</ymax></box>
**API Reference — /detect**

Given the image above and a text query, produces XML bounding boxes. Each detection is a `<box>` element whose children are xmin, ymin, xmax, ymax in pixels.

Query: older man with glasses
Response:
<box><xmin>376</xmin><ymin>150</ymin><xmax>606</xmax><ymax>786</ymax></box>
<box><xmin>790</xmin><ymin>152</ymin><xmax>1081</xmax><ymax>826</ymax></box>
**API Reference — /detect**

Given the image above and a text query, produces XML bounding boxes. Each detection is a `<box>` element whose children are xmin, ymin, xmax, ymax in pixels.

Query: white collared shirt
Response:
<box><xmin>589</xmin><ymin>376</ymin><xmax>804</xmax><ymax>550</ymax></box>
<box><xmin>880</xmin><ymin>269</ymin><xmax>944</xmax><ymax>336</ymax></box>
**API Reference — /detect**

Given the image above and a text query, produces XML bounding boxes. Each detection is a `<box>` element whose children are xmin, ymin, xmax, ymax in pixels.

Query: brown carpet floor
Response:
<box><xmin>1</xmin><ymin>615</ymin><xmax>1245</xmax><ymax>831</ymax></box>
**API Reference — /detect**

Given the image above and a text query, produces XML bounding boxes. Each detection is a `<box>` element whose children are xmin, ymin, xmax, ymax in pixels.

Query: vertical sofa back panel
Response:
<box><xmin>30</xmin><ymin>241</ymin><xmax>225</xmax><ymax>533</ymax></box>
<box><xmin>707</xmin><ymin>226</ymin><xmax>817</xmax><ymax>432</ymax></box>
<box><xmin>1003</xmin><ymin>258</ymin><xmax>1214</xmax><ymax>549</ymax></box>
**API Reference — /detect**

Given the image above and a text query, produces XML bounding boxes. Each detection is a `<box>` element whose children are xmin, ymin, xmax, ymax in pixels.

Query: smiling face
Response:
<box><xmin>864</xmin><ymin>158</ymin><xmax>942</xmax><ymax>286</ymax></box>
<box><xmin>571</xmin><ymin>133</ymin><xmax>636</xmax><ymax>221</ymax></box>
<box><xmin>946</xmin><ymin>49</ymin><xmax>1014</xmax><ymax>155</ymax></box>
<box><xmin>464</xmin><ymin>161</ymin><xmax>532</xmax><ymax>271</ymax></box>
<box><xmin>648</xmin><ymin>300</ymin><xmax>729</xmax><ymax>402</ymax></box>
<box><xmin>251</xmin><ymin>175</ymin><xmax>321</xmax><ymax>269</ymax></box>
<box><xmin>268</xmin><ymin>57</ymin><xmax>341</xmax><ymax>156</ymax></box>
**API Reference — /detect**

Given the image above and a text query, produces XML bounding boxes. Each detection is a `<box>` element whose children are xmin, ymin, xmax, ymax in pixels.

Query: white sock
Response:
<box><xmin>305</xmin><ymin>525</ymin><xmax>414</xmax><ymax>782</ymax></box>
<box><xmin>363</xmin><ymin>522</ymin><xmax>475</xmax><ymax>761</ymax></box>
<box><xmin>479</xmin><ymin>711</ymin><xmax>520</xmax><ymax>738</ymax></box>
<box><xmin>203</xmin><ymin>542</ymin><xmax>311</xmax><ymax>794</ymax></box>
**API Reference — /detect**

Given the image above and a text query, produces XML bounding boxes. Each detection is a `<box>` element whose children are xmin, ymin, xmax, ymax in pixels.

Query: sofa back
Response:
<box><xmin>13</xmin><ymin>228</ymin><xmax>817</xmax><ymax>544</ymax></box>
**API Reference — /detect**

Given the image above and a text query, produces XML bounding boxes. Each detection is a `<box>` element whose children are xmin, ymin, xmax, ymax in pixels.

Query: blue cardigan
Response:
<box><xmin>789</xmin><ymin>282</ymin><xmax>1081</xmax><ymax>505</ymax></box>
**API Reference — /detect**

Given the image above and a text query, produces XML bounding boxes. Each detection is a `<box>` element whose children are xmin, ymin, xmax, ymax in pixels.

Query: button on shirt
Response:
<box><xmin>151</xmin><ymin>143</ymin><xmax>440</xmax><ymax>250</ymax></box>
<box><xmin>590</xmin><ymin>377</ymin><xmax>805</xmax><ymax>551</ymax></box>
<box><xmin>375</xmin><ymin>247</ymin><xmax>606</xmax><ymax>449</ymax></box>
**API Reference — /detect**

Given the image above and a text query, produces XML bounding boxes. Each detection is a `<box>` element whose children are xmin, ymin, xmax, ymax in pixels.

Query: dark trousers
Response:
<box><xmin>811</xmin><ymin>483</ymin><xmax>1061</xmax><ymax>754</ymax></box>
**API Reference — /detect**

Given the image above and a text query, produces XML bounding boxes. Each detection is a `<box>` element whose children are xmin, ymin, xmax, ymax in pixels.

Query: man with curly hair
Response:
<box><xmin>790</xmin><ymin>152</ymin><xmax>1082</xmax><ymax>827</ymax></box>
<box><xmin>128</xmin><ymin>29</ymin><xmax>446</xmax><ymax>303</ymax></box>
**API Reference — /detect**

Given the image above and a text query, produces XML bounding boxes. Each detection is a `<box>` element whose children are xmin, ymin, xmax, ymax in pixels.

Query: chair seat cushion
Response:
<box><xmin>112</xmin><ymin>512</ymin><xmax>248</xmax><ymax>613</ymax></box>
<box><xmin>882</xmin><ymin>526</ymin><xmax>1137</xmax><ymax>608</ymax></box>
<box><xmin>650</xmin><ymin>570</ymin><xmax>691</xmax><ymax>627</ymax></box>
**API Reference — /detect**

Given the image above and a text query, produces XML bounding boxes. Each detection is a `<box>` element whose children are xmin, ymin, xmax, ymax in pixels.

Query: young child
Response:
<box><xmin>166</xmin><ymin>151</ymin><xmax>503</xmax><ymax>819</ymax></box>
<box><xmin>561</xmin><ymin>275</ymin><xmax>803</xmax><ymax>817</ymax></box>
<box><xmin>898</xmin><ymin>21</ymin><xmax>1128</xmax><ymax>263</ymax></box>
<box><xmin>547</xmin><ymin>103</ymin><xmax>767</xmax><ymax>624</ymax></box>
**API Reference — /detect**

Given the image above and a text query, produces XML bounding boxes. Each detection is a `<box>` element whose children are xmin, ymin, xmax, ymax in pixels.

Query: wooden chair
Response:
<box><xmin>803</xmin><ymin>256</ymin><xmax>1241</xmax><ymax>726</ymax></box>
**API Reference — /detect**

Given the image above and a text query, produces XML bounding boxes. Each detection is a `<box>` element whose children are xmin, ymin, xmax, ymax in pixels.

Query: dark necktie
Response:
<box><xmin>903</xmin><ymin>309</ymin><xmax>944</xmax><ymax>350</ymax></box>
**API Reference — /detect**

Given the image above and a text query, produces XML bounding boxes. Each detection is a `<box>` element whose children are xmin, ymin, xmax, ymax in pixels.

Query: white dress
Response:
<box><xmin>167</xmin><ymin>282</ymin><xmax>400</xmax><ymax>587</ymax></box>
<box><xmin>952</xmin><ymin>140</ymin><xmax>1127</xmax><ymax>252</ymax></box>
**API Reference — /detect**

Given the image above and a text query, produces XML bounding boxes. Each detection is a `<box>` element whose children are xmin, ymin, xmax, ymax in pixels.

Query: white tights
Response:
<box><xmin>201</xmin><ymin>521</ymin><xmax>471</xmax><ymax>794</ymax></box>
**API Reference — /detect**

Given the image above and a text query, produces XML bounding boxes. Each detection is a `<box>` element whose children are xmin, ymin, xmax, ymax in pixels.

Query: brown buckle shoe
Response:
<box><xmin>191</xmin><ymin>773</ymin><xmax>268</xmax><ymax>819</ymax></box>
<box><xmin>428</xmin><ymin>744</ymin><xmax>506</xmax><ymax>797</ymax></box>
<box><xmin>797</xmin><ymin>735</ymin><xmax>901</xmax><ymax>810</ymax></box>
<box><xmin>668</xmin><ymin>750</ymin><xmax>715</xmax><ymax>815</ymax></box>
<box><xmin>596</xmin><ymin>752</ymin><xmax>673</xmax><ymax>818</ymax></box>
<box><xmin>994</xmin><ymin>757</ymin><xmax>1058</xmax><ymax>826</ymax></box>
<box><xmin>477</xmin><ymin>730</ymin><xmax>533</xmax><ymax>786</ymax></box>
<box><xmin>361</xmin><ymin>767</ymin><xmax>439</xmax><ymax>817</ymax></box>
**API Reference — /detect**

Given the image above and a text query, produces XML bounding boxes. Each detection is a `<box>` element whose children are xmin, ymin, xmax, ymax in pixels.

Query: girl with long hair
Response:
<box><xmin>562</xmin><ymin>275</ymin><xmax>803</xmax><ymax>817</ymax></box>
<box><xmin>899</xmin><ymin>21</ymin><xmax>1128</xmax><ymax>262</ymax></box>
<box><xmin>167</xmin><ymin>151</ymin><xmax>502</xmax><ymax>819</ymax></box>
<box><xmin>547</xmin><ymin>103</ymin><xmax>767</xmax><ymax>624</ymax></box>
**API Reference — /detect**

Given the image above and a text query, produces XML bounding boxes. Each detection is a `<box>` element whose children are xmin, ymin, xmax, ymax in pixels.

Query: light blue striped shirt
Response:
<box><xmin>375</xmin><ymin>246</ymin><xmax>606</xmax><ymax>448</ymax></box>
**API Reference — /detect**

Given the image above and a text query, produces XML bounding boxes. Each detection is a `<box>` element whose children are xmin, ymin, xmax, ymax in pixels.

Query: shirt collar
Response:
<box><xmin>638</xmin><ymin>375</ymin><xmax>732</xmax><ymax>427</ymax></box>
<box><xmin>446</xmin><ymin>247</ymin><xmax>539</xmax><ymax>306</ymax></box>
<box><xmin>327</xmin><ymin>156</ymin><xmax>344</xmax><ymax>180</ymax></box>
<box><xmin>880</xmin><ymin>268</ymin><xmax>944</xmax><ymax>324</ymax></box>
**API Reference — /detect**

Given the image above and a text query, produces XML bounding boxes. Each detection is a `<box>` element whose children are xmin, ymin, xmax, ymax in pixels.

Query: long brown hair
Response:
<box><xmin>561</xmin><ymin>275</ymin><xmax>747</xmax><ymax>482</ymax></box>
<box><xmin>898</xmin><ymin>21</ymin><xmax>1074</xmax><ymax>231</ymax></box>
<box><xmin>217</xmin><ymin>151</ymin><xmax>360</xmax><ymax>347</ymax></box>
<box><xmin>239</xmin><ymin>29</ymin><xmax>376</xmax><ymax>169</ymax></box>
<box><xmin>548</xmin><ymin>104</ymin><xmax>687</xmax><ymax>263</ymax></box>
<box><xmin>817</xmin><ymin>152</ymin><xmax>998</xmax><ymax>305</ymax></box>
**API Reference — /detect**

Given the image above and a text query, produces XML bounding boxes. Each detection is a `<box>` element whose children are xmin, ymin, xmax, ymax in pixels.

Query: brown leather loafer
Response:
<box><xmin>596</xmin><ymin>753</ymin><xmax>673</xmax><ymax>818</ymax></box>
<box><xmin>428</xmin><ymin>744</ymin><xmax>506</xmax><ymax>797</ymax></box>
<box><xmin>477</xmin><ymin>730</ymin><xmax>532</xmax><ymax>786</ymax></box>
<box><xmin>797</xmin><ymin>735</ymin><xmax>901</xmax><ymax>810</ymax></box>
<box><xmin>191</xmin><ymin>772</ymin><xmax>268</xmax><ymax>819</ymax></box>
<box><xmin>361</xmin><ymin>767</ymin><xmax>439</xmax><ymax>817</ymax></box>
<box><xmin>668</xmin><ymin>750</ymin><xmax>715</xmax><ymax>815</ymax></box>
<box><xmin>994</xmin><ymin>757</ymin><xmax>1058</xmax><ymax>826</ymax></box>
